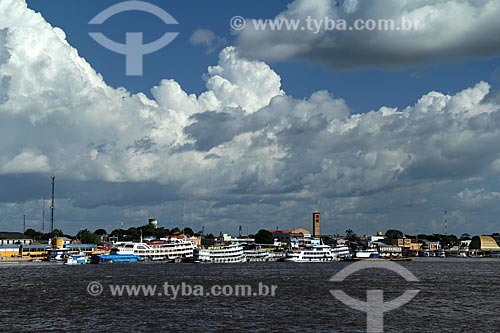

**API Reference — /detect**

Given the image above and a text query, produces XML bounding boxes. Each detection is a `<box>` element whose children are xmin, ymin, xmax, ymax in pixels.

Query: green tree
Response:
<box><xmin>154</xmin><ymin>227</ymin><xmax>169</xmax><ymax>238</ymax></box>
<box><xmin>110</xmin><ymin>228</ymin><xmax>126</xmax><ymax>241</ymax></box>
<box><xmin>385</xmin><ymin>229</ymin><xmax>404</xmax><ymax>240</ymax></box>
<box><xmin>345</xmin><ymin>229</ymin><xmax>360</xmax><ymax>242</ymax></box>
<box><xmin>48</xmin><ymin>229</ymin><xmax>64</xmax><ymax>238</ymax></box>
<box><xmin>183</xmin><ymin>227</ymin><xmax>194</xmax><ymax>237</ymax></box>
<box><xmin>202</xmin><ymin>233</ymin><xmax>215</xmax><ymax>247</ymax></box>
<box><xmin>460</xmin><ymin>233</ymin><xmax>471</xmax><ymax>240</ymax></box>
<box><xmin>94</xmin><ymin>228</ymin><xmax>107</xmax><ymax>236</ymax></box>
<box><xmin>321</xmin><ymin>235</ymin><xmax>336</xmax><ymax>245</ymax></box>
<box><xmin>126</xmin><ymin>227</ymin><xmax>140</xmax><ymax>240</ymax></box>
<box><xmin>255</xmin><ymin>229</ymin><xmax>274</xmax><ymax>244</ymax></box>
<box><xmin>24</xmin><ymin>228</ymin><xmax>42</xmax><ymax>239</ymax></box>
<box><xmin>76</xmin><ymin>229</ymin><xmax>101</xmax><ymax>244</ymax></box>
<box><xmin>140</xmin><ymin>224</ymin><xmax>157</xmax><ymax>237</ymax></box>
<box><xmin>169</xmin><ymin>227</ymin><xmax>181</xmax><ymax>235</ymax></box>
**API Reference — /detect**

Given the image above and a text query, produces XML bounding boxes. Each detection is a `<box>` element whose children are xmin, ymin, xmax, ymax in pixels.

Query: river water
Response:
<box><xmin>0</xmin><ymin>258</ymin><xmax>499</xmax><ymax>332</ymax></box>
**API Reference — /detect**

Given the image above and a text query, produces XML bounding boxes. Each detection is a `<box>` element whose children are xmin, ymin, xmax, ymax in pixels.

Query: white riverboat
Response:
<box><xmin>243</xmin><ymin>249</ymin><xmax>275</xmax><ymax>262</ymax></box>
<box><xmin>354</xmin><ymin>248</ymin><xmax>380</xmax><ymax>258</ymax></box>
<box><xmin>113</xmin><ymin>238</ymin><xmax>196</xmax><ymax>261</ymax></box>
<box><xmin>331</xmin><ymin>245</ymin><xmax>350</xmax><ymax>259</ymax></box>
<box><xmin>284</xmin><ymin>245</ymin><xmax>339</xmax><ymax>262</ymax></box>
<box><xmin>194</xmin><ymin>244</ymin><xmax>244</xmax><ymax>263</ymax></box>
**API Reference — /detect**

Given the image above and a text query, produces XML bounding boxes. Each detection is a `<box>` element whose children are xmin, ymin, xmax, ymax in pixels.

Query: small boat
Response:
<box><xmin>353</xmin><ymin>248</ymin><xmax>380</xmax><ymax>259</ymax></box>
<box><xmin>46</xmin><ymin>248</ymin><xmax>71</xmax><ymax>262</ymax></box>
<box><xmin>64</xmin><ymin>253</ymin><xmax>89</xmax><ymax>265</ymax></box>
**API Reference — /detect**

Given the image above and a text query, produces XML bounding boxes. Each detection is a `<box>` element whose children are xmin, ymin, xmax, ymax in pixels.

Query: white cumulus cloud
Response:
<box><xmin>235</xmin><ymin>0</ymin><xmax>500</xmax><ymax>69</ymax></box>
<box><xmin>1</xmin><ymin>0</ymin><xmax>500</xmax><ymax>234</ymax></box>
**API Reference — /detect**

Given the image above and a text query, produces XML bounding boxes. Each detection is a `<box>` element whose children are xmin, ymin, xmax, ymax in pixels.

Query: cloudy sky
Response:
<box><xmin>1</xmin><ymin>0</ymin><xmax>500</xmax><ymax>236</ymax></box>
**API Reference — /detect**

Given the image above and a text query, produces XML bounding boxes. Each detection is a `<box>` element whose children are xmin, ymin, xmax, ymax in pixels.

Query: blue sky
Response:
<box><xmin>2</xmin><ymin>0</ymin><xmax>500</xmax><ymax>236</ymax></box>
<box><xmin>26</xmin><ymin>0</ymin><xmax>500</xmax><ymax>113</ymax></box>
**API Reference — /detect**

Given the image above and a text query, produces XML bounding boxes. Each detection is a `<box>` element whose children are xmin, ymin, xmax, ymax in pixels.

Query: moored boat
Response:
<box><xmin>112</xmin><ymin>238</ymin><xmax>196</xmax><ymax>262</ymax></box>
<box><xmin>63</xmin><ymin>252</ymin><xmax>89</xmax><ymax>265</ymax></box>
<box><xmin>284</xmin><ymin>245</ymin><xmax>338</xmax><ymax>262</ymax></box>
<box><xmin>353</xmin><ymin>248</ymin><xmax>380</xmax><ymax>259</ymax></box>
<box><xmin>243</xmin><ymin>248</ymin><xmax>276</xmax><ymax>262</ymax></box>
<box><xmin>194</xmin><ymin>243</ymin><xmax>244</xmax><ymax>263</ymax></box>
<box><xmin>90</xmin><ymin>253</ymin><xmax>143</xmax><ymax>264</ymax></box>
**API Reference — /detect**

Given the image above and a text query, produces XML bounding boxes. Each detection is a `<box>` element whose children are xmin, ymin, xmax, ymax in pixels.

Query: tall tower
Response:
<box><xmin>148</xmin><ymin>218</ymin><xmax>158</xmax><ymax>229</ymax></box>
<box><xmin>313</xmin><ymin>211</ymin><xmax>321</xmax><ymax>238</ymax></box>
<box><xmin>444</xmin><ymin>210</ymin><xmax>448</xmax><ymax>236</ymax></box>
<box><xmin>41</xmin><ymin>198</ymin><xmax>45</xmax><ymax>233</ymax></box>
<box><xmin>50</xmin><ymin>176</ymin><xmax>55</xmax><ymax>233</ymax></box>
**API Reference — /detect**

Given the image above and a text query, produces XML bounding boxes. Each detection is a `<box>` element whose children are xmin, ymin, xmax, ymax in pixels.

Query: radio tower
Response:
<box><xmin>50</xmin><ymin>176</ymin><xmax>55</xmax><ymax>233</ymax></box>
<box><xmin>444</xmin><ymin>210</ymin><xmax>448</xmax><ymax>236</ymax></box>
<box><xmin>41</xmin><ymin>198</ymin><xmax>45</xmax><ymax>233</ymax></box>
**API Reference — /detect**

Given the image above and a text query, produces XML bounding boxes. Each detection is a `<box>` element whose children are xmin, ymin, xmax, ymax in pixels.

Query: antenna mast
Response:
<box><xmin>41</xmin><ymin>198</ymin><xmax>45</xmax><ymax>233</ymax></box>
<box><xmin>444</xmin><ymin>210</ymin><xmax>448</xmax><ymax>236</ymax></box>
<box><xmin>50</xmin><ymin>176</ymin><xmax>55</xmax><ymax>233</ymax></box>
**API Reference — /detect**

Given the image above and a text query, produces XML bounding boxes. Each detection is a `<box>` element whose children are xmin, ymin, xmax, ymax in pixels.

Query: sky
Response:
<box><xmin>1</xmin><ymin>0</ymin><xmax>500</xmax><ymax>236</ymax></box>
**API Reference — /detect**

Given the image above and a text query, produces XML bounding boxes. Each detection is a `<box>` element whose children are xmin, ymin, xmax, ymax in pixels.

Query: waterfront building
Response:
<box><xmin>221</xmin><ymin>233</ymin><xmax>254</xmax><ymax>244</ymax></box>
<box><xmin>0</xmin><ymin>232</ymin><xmax>33</xmax><ymax>245</ymax></box>
<box><xmin>270</xmin><ymin>228</ymin><xmax>311</xmax><ymax>245</ymax></box>
<box><xmin>469</xmin><ymin>236</ymin><xmax>500</xmax><ymax>256</ymax></box>
<box><xmin>397</xmin><ymin>238</ymin><xmax>412</xmax><ymax>248</ymax></box>
<box><xmin>377</xmin><ymin>244</ymin><xmax>403</xmax><ymax>257</ymax></box>
<box><xmin>0</xmin><ymin>245</ymin><xmax>20</xmax><ymax>258</ymax></box>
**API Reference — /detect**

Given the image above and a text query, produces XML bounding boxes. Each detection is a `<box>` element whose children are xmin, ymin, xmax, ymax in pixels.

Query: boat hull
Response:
<box><xmin>343</xmin><ymin>257</ymin><xmax>413</xmax><ymax>262</ymax></box>
<box><xmin>90</xmin><ymin>254</ymin><xmax>143</xmax><ymax>264</ymax></box>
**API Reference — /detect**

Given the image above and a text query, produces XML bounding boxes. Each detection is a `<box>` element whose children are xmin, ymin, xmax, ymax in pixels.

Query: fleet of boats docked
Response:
<box><xmin>48</xmin><ymin>239</ymin><xmax>403</xmax><ymax>264</ymax></box>
<box><xmin>37</xmin><ymin>236</ymin><xmax>416</xmax><ymax>265</ymax></box>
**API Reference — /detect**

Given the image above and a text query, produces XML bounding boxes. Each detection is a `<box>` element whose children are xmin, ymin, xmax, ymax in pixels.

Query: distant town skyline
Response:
<box><xmin>2</xmin><ymin>0</ymin><xmax>500</xmax><ymax>235</ymax></box>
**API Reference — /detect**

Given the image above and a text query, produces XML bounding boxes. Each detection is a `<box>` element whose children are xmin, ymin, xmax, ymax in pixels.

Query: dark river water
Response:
<box><xmin>0</xmin><ymin>258</ymin><xmax>499</xmax><ymax>332</ymax></box>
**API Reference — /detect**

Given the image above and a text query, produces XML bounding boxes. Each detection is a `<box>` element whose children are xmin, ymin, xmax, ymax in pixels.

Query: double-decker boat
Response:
<box><xmin>112</xmin><ymin>237</ymin><xmax>196</xmax><ymax>262</ymax></box>
<box><xmin>243</xmin><ymin>248</ymin><xmax>275</xmax><ymax>262</ymax></box>
<box><xmin>331</xmin><ymin>244</ymin><xmax>350</xmax><ymax>259</ymax></box>
<box><xmin>194</xmin><ymin>243</ymin><xmax>244</xmax><ymax>263</ymax></box>
<box><xmin>284</xmin><ymin>245</ymin><xmax>339</xmax><ymax>262</ymax></box>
